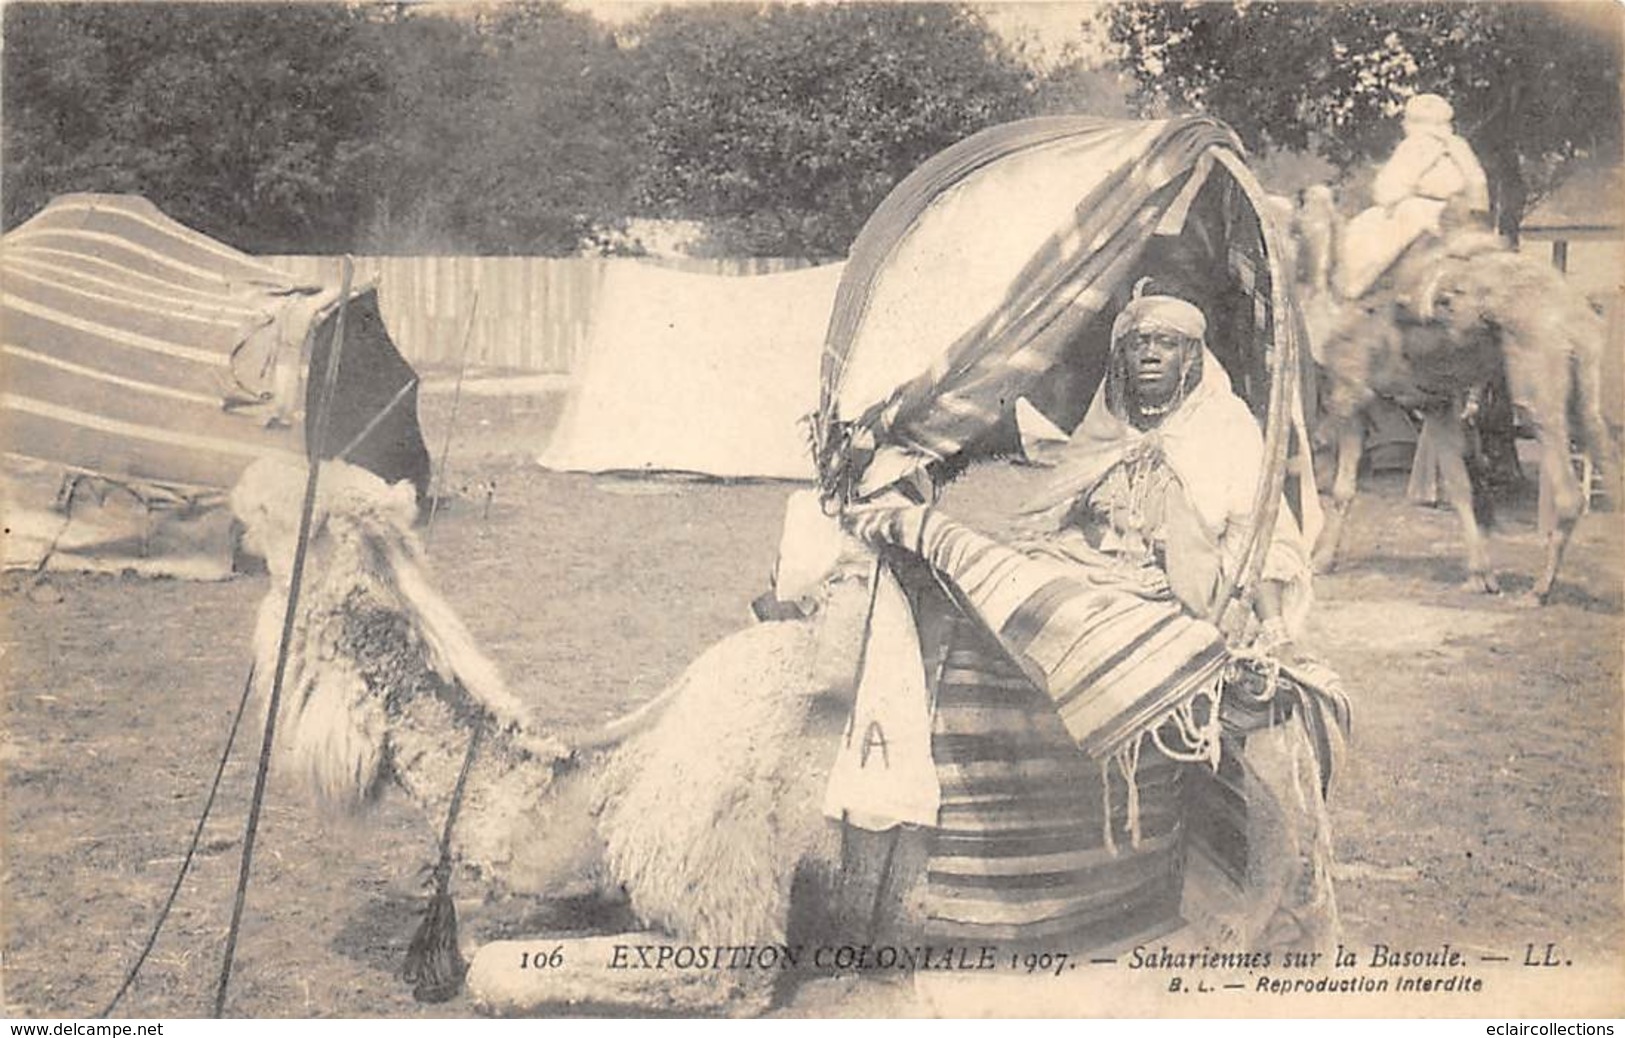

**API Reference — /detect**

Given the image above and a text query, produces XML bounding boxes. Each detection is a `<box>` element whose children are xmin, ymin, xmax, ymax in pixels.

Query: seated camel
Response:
<box><xmin>229</xmin><ymin>456</ymin><xmax>1344</xmax><ymax>1016</ymax></box>
<box><xmin>1290</xmin><ymin>185</ymin><xmax>1618</xmax><ymax>603</ymax></box>
<box><xmin>230</xmin><ymin>457</ymin><xmax>869</xmax><ymax>1015</ymax></box>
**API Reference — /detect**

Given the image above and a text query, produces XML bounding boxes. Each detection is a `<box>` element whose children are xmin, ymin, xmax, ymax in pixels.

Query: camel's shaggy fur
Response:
<box><xmin>232</xmin><ymin>457</ymin><xmax>570</xmax><ymax>878</ymax></box>
<box><xmin>594</xmin><ymin>618</ymin><xmax>848</xmax><ymax>945</ymax></box>
<box><xmin>231</xmin><ymin>457</ymin><xmax>865</xmax><ymax>1010</ymax></box>
<box><xmin>1288</xmin><ymin>195</ymin><xmax>1620</xmax><ymax>602</ymax></box>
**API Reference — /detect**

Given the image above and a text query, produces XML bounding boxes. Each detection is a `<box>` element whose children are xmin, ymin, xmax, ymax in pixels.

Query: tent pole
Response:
<box><xmin>213</xmin><ymin>257</ymin><xmax>356</xmax><ymax>1018</ymax></box>
<box><xmin>425</xmin><ymin>290</ymin><xmax>480</xmax><ymax>543</ymax></box>
<box><xmin>1206</xmin><ymin>150</ymin><xmax>1298</xmax><ymax>627</ymax></box>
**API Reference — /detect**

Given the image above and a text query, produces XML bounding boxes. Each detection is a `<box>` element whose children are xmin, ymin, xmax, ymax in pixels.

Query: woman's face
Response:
<box><xmin>1122</xmin><ymin>329</ymin><xmax>1195</xmax><ymax>411</ymax></box>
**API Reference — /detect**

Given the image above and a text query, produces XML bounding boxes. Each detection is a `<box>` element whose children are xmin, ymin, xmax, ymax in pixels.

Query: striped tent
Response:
<box><xmin>2</xmin><ymin>194</ymin><xmax>429</xmax><ymax>577</ymax></box>
<box><xmin>816</xmin><ymin>117</ymin><xmax>1321</xmax><ymax>947</ymax></box>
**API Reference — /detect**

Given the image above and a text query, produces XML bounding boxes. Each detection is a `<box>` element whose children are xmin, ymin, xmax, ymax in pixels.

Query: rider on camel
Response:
<box><xmin>1336</xmin><ymin>92</ymin><xmax>1491</xmax><ymax>302</ymax></box>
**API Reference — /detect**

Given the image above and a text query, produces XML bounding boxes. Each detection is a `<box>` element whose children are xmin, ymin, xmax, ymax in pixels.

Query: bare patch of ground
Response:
<box><xmin>3</xmin><ymin>390</ymin><xmax>1619</xmax><ymax>1017</ymax></box>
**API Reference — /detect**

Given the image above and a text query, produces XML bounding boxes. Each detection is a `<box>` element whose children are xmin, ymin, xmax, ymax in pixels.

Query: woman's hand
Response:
<box><xmin>841</xmin><ymin>496</ymin><xmax>931</xmax><ymax>552</ymax></box>
<box><xmin>1250</xmin><ymin>580</ymin><xmax>1298</xmax><ymax>658</ymax></box>
<box><xmin>1254</xmin><ymin>615</ymin><xmax>1295</xmax><ymax>658</ymax></box>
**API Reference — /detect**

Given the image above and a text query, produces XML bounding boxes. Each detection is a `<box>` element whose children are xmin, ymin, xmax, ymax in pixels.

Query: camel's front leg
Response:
<box><xmin>1312</xmin><ymin>419</ymin><xmax>1365</xmax><ymax>574</ymax></box>
<box><xmin>1430</xmin><ymin>411</ymin><xmax>1498</xmax><ymax>594</ymax></box>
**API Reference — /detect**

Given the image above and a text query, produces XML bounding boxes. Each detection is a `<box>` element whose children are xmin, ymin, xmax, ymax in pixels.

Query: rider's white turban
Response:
<box><xmin>1404</xmin><ymin>93</ymin><xmax>1454</xmax><ymax>127</ymax></box>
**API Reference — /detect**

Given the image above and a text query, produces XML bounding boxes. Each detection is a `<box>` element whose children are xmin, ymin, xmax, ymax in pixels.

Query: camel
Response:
<box><xmin>229</xmin><ymin>457</ymin><xmax>874</xmax><ymax>1015</ymax></box>
<box><xmin>229</xmin><ymin>455</ymin><xmax>1346</xmax><ymax>1015</ymax></box>
<box><xmin>1288</xmin><ymin>185</ymin><xmax>1619</xmax><ymax>603</ymax></box>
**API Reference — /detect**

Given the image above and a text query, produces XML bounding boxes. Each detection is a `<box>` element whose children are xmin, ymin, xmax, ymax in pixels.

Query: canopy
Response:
<box><xmin>815</xmin><ymin>116</ymin><xmax>1307</xmax><ymax>511</ymax></box>
<box><xmin>813</xmin><ymin>115</ymin><xmax>1316</xmax><ymax>615</ymax></box>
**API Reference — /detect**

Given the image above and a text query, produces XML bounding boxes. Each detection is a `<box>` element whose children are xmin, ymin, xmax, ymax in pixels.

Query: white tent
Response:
<box><xmin>538</xmin><ymin>261</ymin><xmax>845</xmax><ymax>480</ymax></box>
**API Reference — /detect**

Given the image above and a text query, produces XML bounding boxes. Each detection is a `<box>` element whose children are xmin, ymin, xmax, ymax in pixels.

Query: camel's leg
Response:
<box><xmin>1431</xmin><ymin>412</ymin><xmax>1498</xmax><ymax>594</ymax></box>
<box><xmin>1530</xmin><ymin>421</ymin><xmax>1583</xmax><ymax>606</ymax></box>
<box><xmin>1312</xmin><ymin>420</ymin><xmax>1365</xmax><ymax>574</ymax></box>
<box><xmin>1503</xmin><ymin>319</ymin><xmax>1584</xmax><ymax>605</ymax></box>
<box><xmin>1531</xmin><ymin>512</ymin><xmax>1579</xmax><ymax>606</ymax></box>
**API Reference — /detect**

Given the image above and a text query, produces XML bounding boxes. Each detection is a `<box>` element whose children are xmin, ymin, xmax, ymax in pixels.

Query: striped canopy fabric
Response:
<box><xmin>816</xmin><ymin>116</ymin><xmax>1303</xmax><ymax>523</ymax></box>
<box><xmin>2</xmin><ymin>194</ymin><xmax>370</xmax><ymax>494</ymax></box>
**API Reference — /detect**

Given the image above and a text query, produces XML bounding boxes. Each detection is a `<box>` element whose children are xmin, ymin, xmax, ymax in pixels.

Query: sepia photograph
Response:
<box><xmin>1</xmin><ymin>0</ymin><xmax>1621</xmax><ymax>1023</ymax></box>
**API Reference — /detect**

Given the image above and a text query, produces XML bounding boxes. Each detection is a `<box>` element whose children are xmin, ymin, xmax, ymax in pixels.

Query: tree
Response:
<box><xmin>3</xmin><ymin>3</ymin><xmax>388</xmax><ymax>252</ymax></box>
<box><xmin>621</xmin><ymin>3</ymin><xmax>1034</xmax><ymax>257</ymax></box>
<box><xmin>1031</xmin><ymin>58</ymin><xmax>1137</xmax><ymax>119</ymax></box>
<box><xmin>1108</xmin><ymin>2</ymin><xmax>1623</xmax><ymax>238</ymax></box>
<box><xmin>359</xmin><ymin>2</ymin><xmax>640</xmax><ymax>254</ymax></box>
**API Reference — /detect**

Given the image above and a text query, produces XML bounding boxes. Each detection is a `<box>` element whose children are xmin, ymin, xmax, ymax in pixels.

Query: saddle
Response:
<box><xmin>1375</xmin><ymin>226</ymin><xmax>1505</xmax><ymax>323</ymax></box>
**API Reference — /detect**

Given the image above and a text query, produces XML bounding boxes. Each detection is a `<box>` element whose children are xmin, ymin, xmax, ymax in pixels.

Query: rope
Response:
<box><xmin>336</xmin><ymin>376</ymin><xmax>419</xmax><ymax>463</ymax></box>
<box><xmin>99</xmin><ymin>664</ymin><xmax>256</xmax><ymax>1018</ymax></box>
<box><xmin>432</xmin><ymin>722</ymin><xmax>485</xmax><ymax>895</ymax></box>
<box><xmin>213</xmin><ymin>258</ymin><xmax>356</xmax><ymax>1018</ymax></box>
<box><xmin>401</xmin><ymin>717</ymin><xmax>486</xmax><ymax>999</ymax></box>
<box><xmin>1150</xmin><ymin>686</ymin><xmax>1224</xmax><ymax>768</ymax></box>
<box><xmin>1099</xmin><ymin>758</ymin><xmax>1116</xmax><ymax>857</ymax></box>
<box><xmin>1118</xmin><ymin>736</ymin><xmax>1144</xmax><ymax>849</ymax></box>
<box><xmin>425</xmin><ymin>292</ymin><xmax>481</xmax><ymax>543</ymax></box>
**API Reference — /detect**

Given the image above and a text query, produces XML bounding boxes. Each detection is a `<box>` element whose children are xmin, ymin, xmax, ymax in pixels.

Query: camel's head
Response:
<box><xmin>231</xmin><ymin>455</ymin><xmax>421</xmax><ymax>582</ymax></box>
<box><xmin>1294</xmin><ymin>183</ymin><xmax>1341</xmax><ymax>296</ymax></box>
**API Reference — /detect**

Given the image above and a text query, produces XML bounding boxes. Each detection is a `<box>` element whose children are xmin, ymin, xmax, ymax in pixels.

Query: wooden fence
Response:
<box><xmin>262</xmin><ymin>254</ymin><xmax>811</xmax><ymax>374</ymax></box>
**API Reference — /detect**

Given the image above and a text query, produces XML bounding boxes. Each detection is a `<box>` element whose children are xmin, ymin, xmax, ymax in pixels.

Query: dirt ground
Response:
<box><xmin>2</xmin><ymin>386</ymin><xmax>1621</xmax><ymax>1018</ymax></box>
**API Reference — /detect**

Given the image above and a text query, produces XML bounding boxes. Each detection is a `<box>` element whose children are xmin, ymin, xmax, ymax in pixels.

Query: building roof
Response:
<box><xmin>1522</xmin><ymin>159</ymin><xmax>1623</xmax><ymax>236</ymax></box>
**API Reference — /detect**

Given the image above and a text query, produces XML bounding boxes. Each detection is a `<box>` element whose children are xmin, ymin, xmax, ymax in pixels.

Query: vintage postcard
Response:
<box><xmin>2</xmin><ymin>0</ymin><xmax>1621</xmax><ymax>1023</ymax></box>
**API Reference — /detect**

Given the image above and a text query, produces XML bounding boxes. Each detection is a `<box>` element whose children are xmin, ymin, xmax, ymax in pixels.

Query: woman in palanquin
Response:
<box><xmin>836</xmin><ymin>290</ymin><xmax>1341</xmax><ymax>957</ymax></box>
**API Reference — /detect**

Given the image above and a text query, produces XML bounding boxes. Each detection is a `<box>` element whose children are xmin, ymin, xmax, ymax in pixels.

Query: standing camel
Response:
<box><xmin>1290</xmin><ymin>186</ymin><xmax>1618</xmax><ymax>604</ymax></box>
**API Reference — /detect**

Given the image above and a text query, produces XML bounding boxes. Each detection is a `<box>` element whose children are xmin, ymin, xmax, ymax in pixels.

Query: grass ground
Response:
<box><xmin>3</xmin><ymin>386</ymin><xmax>1620</xmax><ymax>1017</ymax></box>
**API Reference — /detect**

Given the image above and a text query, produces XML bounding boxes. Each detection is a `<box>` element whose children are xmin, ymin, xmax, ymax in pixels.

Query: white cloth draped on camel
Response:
<box><xmin>821</xmin><ymin>565</ymin><xmax>942</xmax><ymax>831</ymax></box>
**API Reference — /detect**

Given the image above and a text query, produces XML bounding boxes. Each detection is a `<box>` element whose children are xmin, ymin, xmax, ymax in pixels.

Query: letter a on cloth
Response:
<box><xmin>823</xmin><ymin>563</ymin><xmax>942</xmax><ymax>830</ymax></box>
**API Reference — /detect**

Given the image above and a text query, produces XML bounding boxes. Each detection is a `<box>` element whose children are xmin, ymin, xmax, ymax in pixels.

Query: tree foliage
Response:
<box><xmin>2</xmin><ymin>1</ymin><xmax>1102</xmax><ymax>256</ymax></box>
<box><xmin>622</xmin><ymin>3</ymin><xmax>1034</xmax><ymax>257</ymax></box>
<box><xmin>3</xmin><ymin>3</ymin><xmax>387</xmax><ymax>252</ymax></box>
<box><xmin>1109</xmin><ymin>1</ymin><xmax>1623</xmax><ymax>234</ymax></box>
<box><xmin>360</xmin><ymin>3</ymin><xmax>639</xmax><ymax>254</ymax></box>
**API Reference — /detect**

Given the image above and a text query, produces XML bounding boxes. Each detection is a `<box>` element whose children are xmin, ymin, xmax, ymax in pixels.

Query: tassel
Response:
<box><xmin>1116</xmin><ymin>737</ymin><xmax>1144</xmax><ymax>850</ymax></box>
<box><xmin>1099</xmin><ymin>758</ymin><xmax>1117</xmax><ymax>857</ymax></box>
<box><xmin>402</xmin><ymin>874</ymin><xmax>466</xmax><ymax>1003</ymax></box>
<box><xmin>402</xmin><ymin>720</ymin><xmax>484</xmax><ymax>1003</ymax></box>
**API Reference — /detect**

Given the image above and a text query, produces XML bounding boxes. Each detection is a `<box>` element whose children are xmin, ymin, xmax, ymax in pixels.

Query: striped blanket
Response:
<box><xmin>922</xmin><ymin>609</ymin><xmax>1190</xmax><ymax>946</ymax></box>
<box><xmin>915</xmin><ymin>511</ymin><xmax>1228</xmax><ymax>763</ymax></box>
<box><xmin>891</xmin><ymin>512</ymin><xmax>1236</xmax><ymax>945</ymax></box>
<box><xmin>892</xmin><ymin>525</ymin><xmax>1350</xmax><ymax>945</ymax></box>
